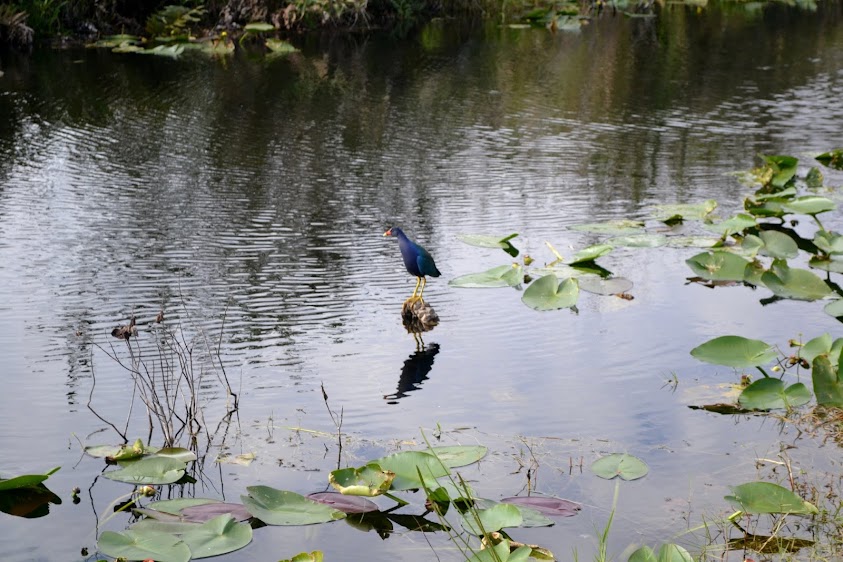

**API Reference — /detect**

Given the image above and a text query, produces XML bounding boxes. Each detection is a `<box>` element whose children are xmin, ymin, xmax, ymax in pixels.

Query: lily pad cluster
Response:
<box><xmin>85</xmin><ymin>440</ymin><xmax>198</xmax><ymax>485</ymax></box>
<box><xmin>690</xmin><ymin>333</ymin><xmax>843</xmax><ymax>412</ymax></box>
<box><xmin>452</xmin><ymin>235</ymin><xmax>633</xmax><ymax>311</ymax></box>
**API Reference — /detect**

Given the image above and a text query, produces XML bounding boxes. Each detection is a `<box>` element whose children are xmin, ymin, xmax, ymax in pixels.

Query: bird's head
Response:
<box><xmin>383</xmin><ymin>227</ymin><xmax>403</xmax><ymax>237</ymax></box>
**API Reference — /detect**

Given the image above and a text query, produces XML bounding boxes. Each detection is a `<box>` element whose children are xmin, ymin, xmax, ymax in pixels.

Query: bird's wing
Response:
<box><xmin>416</xmin><ymin>249</ymin><xmax>441</xmax><ymax>277</ymax></box>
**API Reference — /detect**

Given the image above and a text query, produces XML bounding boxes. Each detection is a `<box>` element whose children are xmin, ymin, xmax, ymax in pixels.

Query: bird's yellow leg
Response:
<box><xmin>418</xmin><ymin>277</ymin><xmax>427</xmax><ymax>303</ymax></box>
<box><xmin>411</xmin><ymin>277</ymin><xmax>421</xmax><ymax>300</ymax></box>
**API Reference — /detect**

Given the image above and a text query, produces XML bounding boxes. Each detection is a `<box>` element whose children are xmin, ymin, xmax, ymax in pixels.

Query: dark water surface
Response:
<box><xmin>1</xmin><ymin>3</ymin><xmax>843</xmax><ymax>560</ymax></box>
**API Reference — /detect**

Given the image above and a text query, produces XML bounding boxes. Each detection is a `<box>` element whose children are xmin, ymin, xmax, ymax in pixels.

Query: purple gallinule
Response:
<box><xmin>384</xmin><ymin>227</ymin><xmax>441</xmax><ymax>302</ymax></box>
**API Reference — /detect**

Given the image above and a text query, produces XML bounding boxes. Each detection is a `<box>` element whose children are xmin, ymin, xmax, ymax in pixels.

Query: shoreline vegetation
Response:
<box><xmin>0</xmin><ymin>0</ymin><xmax>597</xmax><ymax>50</ymax></box>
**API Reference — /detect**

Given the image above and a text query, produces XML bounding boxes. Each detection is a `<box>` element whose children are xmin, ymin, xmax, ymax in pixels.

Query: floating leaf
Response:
<box><xmin>369</xmin><ymin>451</ymin><xmax>449</xmax><ymax>490</ymax></box>
<box><xmin>513</xmin><ymin>505</ymin><xmax>555</xmax><ymax>527</ymax></box>
<box><xmin>243</xmin><ymin>22</ymin><xmax>275</xmax><ymax>32</ymax></box>
<box><xmin>280</xmin><ymin>552</ymin><xmax>324</xmax><ymax>562</ymax></box>
<box><xmin>130</xmin><ymin>518</ymin><xmax>202</xmax><ymax>534</ymax></box>
<box><xmin>569</xmin><ymin>220</ymin><xmax>644</xmax><ymax>235</ymax></box>
<box><xmin>329</xmin><ymin>465</ymin><xmax>394</xmax><ymax>496</ymax></box>
<box><xmin>241</xmin><ymin>486</ymin><xmax>345</xmax><ymax>525</ymax></box>
<box><xmin>98</xmin><ymin>530</ymin><xmax>191</xmax><ymax>562</ymax></box>
<box><xmin>427</xmin><ymin>446</ymin><xmax>487</xmax><ymax>468</ymax></box>
<box><xmin>181</xmin><ymin>503</ymin><xmax>252</xmax><ymax>523</ymax></box>
<box><xmin>180</xmin><ymin>514</ymin><xmax>252</xmax><ymax>559</ymax></box>
<box><xmin>457</xmin><ymin>234</ymin><xmax>520</xmax><ymax>257</ymax></box>
<box><xmin>704</xmin><ymin>213</ymin><xmax>757</xmax><ymax>237</ymax></box>
<box><xmin>781</xmin><ymin>196</ymin><xmax>836</xmax><ymax>216</ymax></box>
<box><xmin>578</xmin><ymin>277</ymin><xmax>633</xmax><ymax>296</ymax></box>
<box><xmin>590</xmin><ymin>453</ymin><xmax>648</xmax><ymax>481</ymax></box>
<box><xmin>307</xmin><ymin>492</ymin><xmax>379</xmax><ymax>514</ymax></box>
<box><xmin>686</xmin><ymin>251</ymin><xmax>751</xmax><ymax>281</ymax></box>
<box><xmin>104</xmin><ymin>456</ymin><xmax>186</xmax><ymax>485</ymax></box>
<box><xmin>690</xmin><ymin>335</ymin><xmax>777</xmax><ymax>368</ymax></box>
<box><xmin>808</xmin><ymin>257</ymin><xmax>843</xmax><ymax>274</ymax></box>
<box><xmin>156</xmin><ymin>448</ymin><xmax>197</xmax><ymax>464</ymax></box>
<box><xmin>449</xmin><ymin>265</ymin><xmax>523</xmax><ymax>288</ymax></box>
<box><xmin>500</xmin><ymin>496</ymin><xmax>581</xmax><ymax>517</ymax></box>
<box><xmin>606</xmin><ymin>234</ymin><xmax>667</xmax><ymax>248</ymax></box>
<box><xmin>814</xmin><ymin>230</ymin><xmax>843</xmax><ymax>255</ymax></box>
<box><xmin>798</xmin><ymin>334</ymin><xmax>832</xmax><ymax>364</ymax></box>
<box><xmin>652</xmin><ymin>200</ymin><xmax>717</xmax><ymax>221</ymax></box>
<box><xmin>0</xmin><ymin>467</ymin><xmax>59</xmax><ymax>492</ymax></box>
<box><xmin>815</xmin><ymin>148</ymin><xmax>843</xmax><ymax>170</ymax></box>
<box><xmin>265</xmin><ymin>39</ymin><xmax>298</xmax><ymax>54</ymax></box>
<box><xmin>737</xmin><ymin>379</ymin><xmax>811</xmax><ymax>410</ymax></box>
<box><xmin>761</xmin><ymin>263</ymin><xmax>832</xmax><ymax>301</ymax></box>
<box><xmin>727</xmin><ymin>533</ymin><xmax>814</xmax><ymax>553</ymax></box>
<box><xmin>461</xmin><ymin>503</ymin><xmax>523</xmax><ymax>534</ymax></box>
<box><xmin>467</xmin><ymin>539</ymin><xmax>512</xmax><ymax>562</ymax></box>
<box><xmin>521</xmin><ymin>275</ymin><xmax>579</xmax><ymax>311</ymax></box>
<box><xmin>758</xmin><ymin>230</ymin><xmax>799</xmax><ymax>259</ymax></box>
<box><xmin>664</xmin><ymin>236</ymin><xmax>720</xmax><ymax>248</ymax></box>
<box><xmin>824</xmin><ymin>299</ymin><xmax>843</xmax><ymax>319</ymax></box>
<box><xmin>569</xmin><ymin>243</ymin><xmax>613</xmax><ymax>264</ymax></box>
<box><xmin>812</xmin><ymin>355</ymin><xmax>843</xmax><ymax>408</ymax></box>
<box><xmin>146</xmin><ymin>498</ymin><xmax>219</xmax><ymax>516</ymax></box>
<box><xmin>762</xmin><ymin>154</ymin><xmax>799</xmax><ymax>189</ymax></box>
<box><xmin>629</xmin><ymin>544</ymin><xmax>693</xmax><ymax>562</ymax></box>
<box><xmin>725</xmin><ymin>482</ymin><xmax>818</xmax><ymax>515</ymax></box>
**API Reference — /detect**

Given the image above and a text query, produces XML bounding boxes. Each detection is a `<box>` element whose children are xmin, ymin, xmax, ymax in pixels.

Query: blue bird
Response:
<box><xmin>384</xmin><ymin>227</ymin><xmax>441</xmax><ymax>302</ymax></box>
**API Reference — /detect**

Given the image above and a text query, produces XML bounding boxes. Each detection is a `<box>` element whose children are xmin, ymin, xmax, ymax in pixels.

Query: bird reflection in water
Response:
<box><xmin>384</xmin><ymin>342</ymin><xmax>440</xmax><ymax>404</ymax></box>
<box><xmin>384</xmin><ymin>302</ymin><xmax>441</xmax><ymax>404</ymax></box>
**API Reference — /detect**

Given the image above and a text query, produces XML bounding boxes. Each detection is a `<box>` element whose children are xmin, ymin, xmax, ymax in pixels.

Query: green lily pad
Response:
<box><xmin>98</xmin><ymin>530</ymin><xmax>191</xmax><ymax>562</ymax></box>
<box><xmin>758</xmin><ymin>230</ymin><xmax>799</xmax><ymax>259</ymax></box>
<box><xmin>521</xmin><ymin>275</ymin><xmax>579</xmax><ymax>311</ymax></box>
<box><xmin>265</xmin><ymin>38</ymin><xmax>298</xmax><ymax>54</ymax></box>
<box><xmin>652</xmin><ymin>200</ymin><xmax>718</xmax><ymax>222</ymax></box>
<box><xmin>808</xmin><ymin>257</ymin><xmax>843</xmax><ymax>274</ymax></box>
<box><xmin>461</xmin><ymin>503</ymin><xmax>523</xmax><ymax>534</ymax></box>
<box><xmin>569</xmin><ymin>243</ymin><xmax>613</xmax><ymax>264</ymax></box>
<box><xmin>762</xmin><ymin>154</ymin><xmax>799</xmax><ymax>189</ymax></box>
<box><xmin>590</xmin><ymin>453</ymin><xmax>648</xmax><ymax>481</ymax></box>
<box><xmin>243</xmin><ymin>22</ymin><xmax>275</xmax><ymax>32</ymax></box>
<box><xmin>241</xmin><ymin>486</ymin><xmax>345</xmax><ymax>525</ymax></box>
<box><xmin>146</xmin><ymin>498</ymin><xmax>220</xmax><ymax>515</ymax></box>
<box><xmin>761</xmin><ymin>263</ymin><xmax>832</xmax><ymax>301</ymax></box>
<box><xmin>130</xmin><ymin>518</ymin><xmax>204</xmax><ymax>534</ymax></box>
<box><xmin>578</xmin><ymin>276</ymin><xmax>633</xmax><ymax>296</ymax></box>
<box><xmin>781</xmin><ymin>196</ymin><xmax>836</xmax><ymax>216</ymax></box>
<box><xmin>664</xmin><ymin>236</ymin><xmax>721</xmax><ymax>248</ymax></box>
<box><xmin>568</xmin><ymin>220</ymin><xmax>645</xmax><ymax>235</ymax></box>
<box><xmin>369</xmin><ymin>451</ymin><xmax>450</xmax><ymax>491</ymax></box>
<box><xmin>737</xmin><ymin>378</ymin><xmax>811</xmax><ymax>410</ymax></box>
<box><xmin>815</xmin><ymin>148</ymin><xmax>843</xmax><ymax>170</ymax></box>
<box><xmin>605</xmin><ymin>234</ymin><xmax>667</xmax><ymax>248</ymax></box>
<box><xmin>467</xmin><ymin>539</ymin><xmax>514</xmax><ymax>562</ymax></box>
<box><xmin>280</xmin><ymin>552</ymin><xmax>324</xmax><ymax>562</ymax></box>
<box><xmin>629</xmin><ymin>544</ymin><xmax>693</xmax><ymax>562</ymax></box>
<box><xmin>457</xmin><ymin>233</ymin><xmax>520</xmax><ymax>257</ymax></box>
<box><xmin>812</xmin><ymin>355</ymin><xmax>843</xmax><ymax>408</ymax></box>
<box><xmin>686</xmin><ymin>251</ymin><xmax>751</xmax><ymax>281</ymax></box>
<box><xmin>156</xmin><ymin>448</ymin><xmax>197</xmax><ymax>464</ymax></box>
<box><xmin>328</xmin><ymin>465</ymin><xmax>394</xmax><ymax>496</ymax></box>
<box><xmin>0</xmin><ymin>467</ymin><xmax>60</xmax><ymax>491</ymax></box>
<box><xmin>180</xmin><ymin>514</ymin><xmax>252</xmax><ymax>559</ymax></box>
<box><xmin>824</xmin><ymin>299</ymin><xmax>843</xmax><ymax>318</ymax></box>
<box><xmin>427</xmin><ymin>446</ymin><xmax>487</xmax><ymax>468</ymax></box>
<box><xmin>449</xmin><ymin>265</ymin><xmax>523</xmax><ymax>288</ymax></box>
<box><xmin>104</xmin><ymin>456</ymin><xmax>186</xmax><ymax>485</ymax></box>
<box><xmin>798</xmin><ymin>334</ymin><xmax>832</xmax><ymax>364</ymax></box>
<box><xmin>704</xmin><ymin>213</ymin><xmax>757</xmax><ymax>237</ymax></box>
<box><xmin>725</xmin><ymin>482</ymin><xmax>818</xmax><ymax>515</ymax></box>
<box><xmin>813</xmin><ymin>230</ymin><xmax>843</xmax><ymax>255</ymax></box>
<box><xmin>690</xmin><ymin>335</ymin><xmax>777</xmax><ymax>368</ymax></box>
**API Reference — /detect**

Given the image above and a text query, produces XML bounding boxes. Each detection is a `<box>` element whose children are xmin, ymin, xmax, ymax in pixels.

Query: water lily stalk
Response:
<box><xmin>382</xmin><ymin>491</ymin><xmax>409</xmax><ymax>506</ymax></box>
<box><xmin>756</xmin><ymin>365</ymin><xmax>771</xmax><ymax>378</ymax></box>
